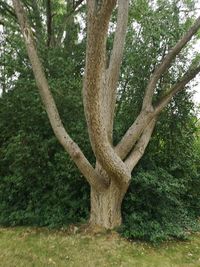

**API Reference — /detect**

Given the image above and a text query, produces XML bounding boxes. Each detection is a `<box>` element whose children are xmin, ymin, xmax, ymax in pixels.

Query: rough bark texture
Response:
<box><xmin>105</xmin><ymin>0</ymin><xmax>129</xmax><ymax>142</ymax></box>
<box><xmin>13</xmin><ymin>0</ymin><xmax>200</xmax><ymax>229</ymax></box>
<box><xmin>12</xmin><ymin>0</ymin><xmax>108</xmax><ymax>191</ymax></box>
<box><xmin>90</xmin><ymin>180</ymin><xmax>128</xmax><ymax>229</ymax></box>
<box><xmin>83</xmin><ymin>0</ymin><xmax>131</xmax><ymax>187</ymax></box>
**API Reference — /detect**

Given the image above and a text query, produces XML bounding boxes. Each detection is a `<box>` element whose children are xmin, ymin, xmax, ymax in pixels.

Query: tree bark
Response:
<box><xmin>13</xmin><ymin>0</ymin><xmax>200</xmax><ymax>230</ymax></box>
<box><xmin>90</xmin><ymin>180</ymin><xmax>127</xmax><ymax>229</ymax></box>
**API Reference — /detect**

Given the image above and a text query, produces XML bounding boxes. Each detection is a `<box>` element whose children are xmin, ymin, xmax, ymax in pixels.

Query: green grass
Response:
<box><xmin>0</xmin><ymin>227</ymin><xmax>200</xmax><ymax>267</ymax></box>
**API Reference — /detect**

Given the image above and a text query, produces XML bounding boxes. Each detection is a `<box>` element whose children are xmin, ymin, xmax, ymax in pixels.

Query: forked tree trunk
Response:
<box><xmin>90</xmin><ymin>180</ymin><xmax>127</xmax><ymax>229</ymax></box>
<box><xmin>13</xmin><ymin>0</ymin><xmax>200</xmax><ymax>231</ymax></box>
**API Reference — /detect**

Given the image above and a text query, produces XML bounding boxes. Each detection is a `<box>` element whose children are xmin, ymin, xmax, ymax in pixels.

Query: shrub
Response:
<box><xmin>120</xmin><ymin>168</ymin><xmax>200</xmax><ymax>243</ymax></box>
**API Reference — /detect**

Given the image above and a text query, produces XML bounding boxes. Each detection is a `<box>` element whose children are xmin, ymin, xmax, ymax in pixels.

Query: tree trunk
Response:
<box><xmin>13</xmin><ymin>0</ymin><xmax>200</xmax><ymax>234</ymax></box>
<box><xmin>90</xmin><ymin>180</ymin><xmax>127</xmax><ymax>229</ymax></box>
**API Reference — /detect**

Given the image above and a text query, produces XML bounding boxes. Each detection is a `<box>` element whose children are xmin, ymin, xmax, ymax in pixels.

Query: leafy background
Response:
<box><xmin>0</xmin><ymin>0</ymin><xmax>200</xmax><ymax>242</ymax></box>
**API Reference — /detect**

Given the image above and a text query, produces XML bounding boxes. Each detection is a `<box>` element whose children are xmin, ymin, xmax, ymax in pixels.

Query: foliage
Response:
<box><xmin>0</xmin><ymin>0</ymin><xmax>199</xmax><ymax>242</ymax></box>
<box><xmin>0</xmin><ymin>86</ymin><xmax>90</xmax><ymax>228</ymax></box>
<box><xmin>115</xmin><ymin>0</ymin><xmax>200</xmax><ymax>242</ymax></box>
<box><xmin>121</xmin><ymin>168</ymin><xmax>200</xmax><ymax>243</ymax></box>
<box><xmin>0</xmin><ymin>0</ymin><xmax>90</xmax><ymax>228</ymax></box>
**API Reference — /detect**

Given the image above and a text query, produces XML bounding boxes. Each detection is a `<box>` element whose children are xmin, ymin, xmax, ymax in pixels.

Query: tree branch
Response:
<box><xmin>73</xmin><ymin>0</ymin><xmax>84</xmax><ymax>10</ymax></box>
<box><xmin>115</xmin><ymin>63</ymin><xmax>200</xmax><ymax>161</ymax></box>
<box><xmin>115</xmin><ymin>16</ymin><xmax>200</xmax><ymax>161</ymax></box>
<box><xmin>125</xmin><ymin>119</ymin><xmax>156</xmax><ymax>171</ymax></box>
<box><xmin>104</xmin><ymin>0</ymin><xmax>129</xmax><ymax>142</ymax></box>
<box><xmin>84</xmin><ymin>0</ymin><xmax>131</xmax><ymax>186</ymax></box>
<box><xmin>12</xmin><ymin>0</ymin><xmax>108</xmax><ymax>191</ymax></box>
<box><xmin>142</xmin><ymin>15</ymin><xmax>200</xmax><ymax>110</ymax></box>
<box><xmin>115</xmin><ymin>110</ymin><xmax>154</xmax><ymax>160</ymax></box>
<box><xmin>155</xmin><ymin>64</ymin><xmax>200</xmax><ymax>114</ymax></box>
<box><xmin>87</xmin><ymin>0</ymin><xmax>116</xmax><ymax>16</ymax></box>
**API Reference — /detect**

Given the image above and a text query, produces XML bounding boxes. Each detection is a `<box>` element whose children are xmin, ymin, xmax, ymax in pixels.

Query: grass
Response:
<box><xmin>0</xmin><ymin>227</ymin><xmax>200</xmax><ymax>267</ymax></box>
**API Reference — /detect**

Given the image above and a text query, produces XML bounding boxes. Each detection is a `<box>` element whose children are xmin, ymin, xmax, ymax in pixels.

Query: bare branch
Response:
<box><xmin>115</xmin><ymin>16</ymin><xmax>200</xmax><ymax>161</ymax></box>
<box><xmin>180</xmin><ymin>8</ymin><xmax>200</xmax><ymax>13</ymax></box>
<box><xmin>108</xmin><ymin>1</ymin><xmax>129</xmax><ymax>76</ymax></box>
<box><xmin>125</xmin><ymin>119</ymin><xmax>156</xmax><ymax>172</ymax></box>
<box><xmin>115</xmin><ymin>63</ymin><xmax>200</xmax><ymax>161</ymax></box>
<box><xmin>142</xmin><ymin>15</ymin><xmax>200</xmax><ymax>110</ymax></box>
<box><xmin>155</xmin><ymin>65</ymin><xmax>200</xmax><ymax>114</ymax></box>
<box><xmin>104</xmin><ymin>0</ymin><xmax>129</xmax><ymax>142</ymax></box>
<box><xmin>115</xmin><ymin>110</ymin><xmax>154</xmax><ymax>160</ymax></box>
<box><xmin>12</xmin><ymin>0</ymin><xmax>108</xmax><ymax>191</ymax></box>
<box><xmin>74</xmin><ymin>0</ymin><xmax>84</xmax><ymax>10</ymax></box>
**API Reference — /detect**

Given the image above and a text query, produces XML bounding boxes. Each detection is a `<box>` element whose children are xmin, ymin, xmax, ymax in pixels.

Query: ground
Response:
<box><xmin>0</xmin><ymin>227</ymin><xmax>200</xmax><ymax>267</ymax></box>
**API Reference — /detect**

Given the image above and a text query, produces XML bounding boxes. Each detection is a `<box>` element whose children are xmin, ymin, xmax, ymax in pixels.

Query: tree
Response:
<box><xmin>12</xmin><ymin>0</ymin><xmax>200</xmax><ymax>229</ymax></box>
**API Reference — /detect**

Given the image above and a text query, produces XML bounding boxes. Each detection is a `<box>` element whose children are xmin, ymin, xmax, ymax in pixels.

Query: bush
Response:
<box><xmin>0</xmin><ymin>132</ymin><xmax>90</xmax><ymax>227</ymax></box>
<box><xmin>0</xmin><ymin>85</ymin><xmax>199</xmax><ymax>242</ymax></box>
<box><xmin>0</xmin><ymin>87</ymin><xmax>90</xmax><ymax>227</ymax></box>
<box><xmin>120</xmin><ymin>168</ymin><xmax>200</xmax><ymax>243</ymax></box>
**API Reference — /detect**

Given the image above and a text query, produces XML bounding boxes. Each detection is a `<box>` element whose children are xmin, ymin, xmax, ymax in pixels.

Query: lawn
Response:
<box><xmin>0</xmin><ymin>227</ymin><xmax>200</xmax><ymax>267</ymax></box>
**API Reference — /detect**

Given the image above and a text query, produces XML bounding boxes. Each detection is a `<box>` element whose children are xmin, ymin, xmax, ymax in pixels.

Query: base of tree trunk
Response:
<box><xmin>89</xmin><ymin>181</ymin><xmax>126</xmax><ymax>229</ymax></box>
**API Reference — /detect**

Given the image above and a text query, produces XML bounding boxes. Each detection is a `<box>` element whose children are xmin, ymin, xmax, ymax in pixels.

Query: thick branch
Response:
<box><xmin>108</xmin><ymin>1</ymin><xmax>129</xmax><ymax>82</ymax></box>
<box><xmin>125</xmin><ymin>119</ymin><xmax>156</xmax><ymax>171</ymax></box>
<box><xmin>115</xmin><ymin>110</ymin><xmax>154</xmax><ymax>160</ymax></box>
<box><xmin>105</xmin><ymin>0</ymin><xmax>129</xmax><ymax>142</ymax></box>
<box><xmin>142</xmin><ymin>15</ymin><xmax>200</xmax><ymax>110</ymax></box>
<box><xmin>87</xmin><ymin>0</ymin><xmax>116</xmax><ymax>16</ymax></box>
<box><xmin>115</xmin><ymin>17</ymin><xmax>200</xmax><ymax>161</ymax></box>
<box><xmin>155</xmin><ymin>65</ymin><xmax>200</xmax><ymax>114</ymax></box>
<box><xmin>84</xmin><ymin>1</ymin><xmax>131</xmax><ymax>186</ymax></box>
<box><xmin>116</xmin><ymin>63</ymin><xmax>200</xmax><ymax>161</ymax></box>
<box><xmin>12</xmin><ymin>0</ymin><xmax>108</xmax><ymax>191</ymax></box>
